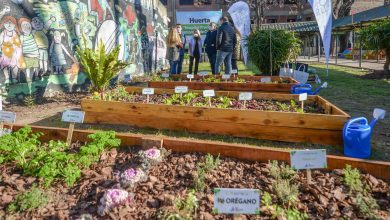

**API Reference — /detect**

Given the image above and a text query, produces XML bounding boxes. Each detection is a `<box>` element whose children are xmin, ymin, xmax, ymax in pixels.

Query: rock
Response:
<box><xmin>1</xmin><ymin>194</ymin><xmax>13</xmax><ymax>204</ymax></box>
<box><xmin>178</xmin><ymin>158</ymin><xmax>185</xmax><ymax>165</ymax></box>
<box><xmin>332</xmin><ymin>187</ymin><xmax>346</xmax><ymax>201</ymax></box>
<box><xmin>318</xmin><ymin>194</ymin><xmax>329</xmax><ymax>206</ymax></box>
<box><xmin>366</xmin><ymin>174</ymin><xmax>379</xmax><ymax>187</ymax></box>
<box><xmin>200</xmin><ymin>211</ymin><xmax>214</xmax><ymax>220</ymax></box>
<box><xmin>26</xmin><ymin>177</ymin><xmax>36</xmax><ymax>184</ymax></box>
<box><xmin>206</xmin><ymin>194</ymin><xmax>214</xmax><ymax>203</ymax></box>
<box><xmin>100</xmin><ymin>167</ymin><xmax>112</xmax><ymax>178</ymax></box>
<box><xmin>327</xmin><ymin>203</ymin><xmax>340</xmax><ymax>217</ymax></box>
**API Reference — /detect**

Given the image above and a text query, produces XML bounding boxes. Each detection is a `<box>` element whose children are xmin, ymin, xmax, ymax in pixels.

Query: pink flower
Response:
<box><xmin>119</xmin><ymin>168</ymin><xmax>146</xmax><ymax>188</ymax></box>
<box><xmin>97</xmin><ymin>189</ymin><xmax>133</xmax><ymax>216</ymax></box>
<box><xmin>144</xmin><ymin>148</ymin><xmax>161</xmax><ymax>160</ymax></box>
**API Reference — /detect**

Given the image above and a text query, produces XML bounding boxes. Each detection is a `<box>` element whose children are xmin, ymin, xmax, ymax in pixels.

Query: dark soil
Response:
<box><xmin>360</xmin><ymin>70</ymin><xmax>390</xmax><ymax>80</ymax></box>
<box><xmin>1</xmin><ymin>149</ymin><xmax>389</xmax><ymax>219</ymax></box>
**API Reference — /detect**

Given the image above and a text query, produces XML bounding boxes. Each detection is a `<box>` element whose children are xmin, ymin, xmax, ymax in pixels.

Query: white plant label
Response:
<box><xmin>0</xmin><ymin>111</ymin><xmax>16</xmax><ymax>123</ymax></box>
<box><xmin>161</xmin><ymin>73</ymin><xmax>169</xmax><ymax>78</ymax></box>
<box><xmin>187</xmin><ymin>74</ymin><xmax>194</xmax><ymax>79</ymax></box>
<box><xmin>260</xmin><ymin>77</ymin><xmax>272</xmax><ymax>83</ymax></box>
<box><xmin>299</xmin><ymin>93</ymin><xmax>308</xmax><ymax>101</ymax></box>
<box><xmin>214</xmin><ymin>188</ymin><xmax>260</xmax><ymax>214</ymax></box>
<box><xmin>231</xmin><ymin>69</ymin><xmax>238</xmax><ymax>74</ymax></box>
<box><xmin>175</xmin><ymin>86</ymin><xmax>188</xmax><ymax>94</ymax></box>
<box><xmin>239</xmin><ymin>92</ymin><xmax>253</xmax><ymax>101</ymax></box>
<box><xmin>199</xmin><ymin>71</ymin><xmax>208</xmax><ymax>76</ymax></box>
<box><xmin>203</xmin><ymin>90</ymin><xmax>215</xmax><ymax>97</ymax></box>
<box><xmin>222</xmin><ymin>74</ymin><xmax>231</xmax><ymax>80</ymax></box>
<box><xmin>290</xmin><ymin>149</ymin><xmax>327</xmax><ymax>170</ymax></box>
<box><xmin>62</xmin><ymin>110</ymin><xmax>85</xmax><ymax>123</ymax></box>
<box><xmin>142</xmin><ymin>88</ymin><xmax>155</xmax><ymax>95</ymax></box>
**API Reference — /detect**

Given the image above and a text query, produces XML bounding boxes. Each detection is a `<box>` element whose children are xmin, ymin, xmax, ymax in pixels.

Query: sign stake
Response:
<box><xmin>243</xmin><ymin>100</ymin><xmax>247</xmax><ymax>109</ymax></box>
<box><xmin>299</xmin><ymin>93</ymin><xmax>308</xmax><ymax>113</ymax></box>
<box><xmin>146</xmin><ymin>94</ymin><xmax>150</xmax><ymax>103</ymax></box>
<box><xmin>307</xmin><ymin>169</ymin><xmax>312</xmax><ymax>184</ymax></box>
<box><xmin>66</xmin><ymin>122</ymin><xmax>75</xmax><ymax>146</ymax></box>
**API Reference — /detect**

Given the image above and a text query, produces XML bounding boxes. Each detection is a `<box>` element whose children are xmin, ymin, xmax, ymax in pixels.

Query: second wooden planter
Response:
<box><xmin>81</xmin><ymin>87</ymin><xmax>350</xmax><ymax>146</ymax></box>
<box><xmin>148</xmin><ymin>76</ymin><xmax>298</xmax><ymax>93</ymax></box>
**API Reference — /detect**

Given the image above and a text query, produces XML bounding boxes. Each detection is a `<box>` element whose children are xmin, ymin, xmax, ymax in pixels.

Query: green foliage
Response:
<box><xmin>203</xmin><ymin>76</ymin><xmax>220</xmax><ymax>83</ymax></box>
<box><xmin>0</xmin><ymin>126</ymin><xmax>120</xmax><ymax>187</ymax></box>
<box><xmin>359</xmin><ymin>19</ymin><xmax>390</xmax><ymax>53</ymax></box>
<box><xmin>269</xmin><ymin>160</ymin><xmax>297</xmax><ymax>181</ymax></box>
<box><xmin>233</xmin><ymin>77</ymin><xmax>246</xmax><ymax>83</ymax></box>
<box><xmin>276</xmin><ymin>101</ymin><xmax>289</xmax><ymax>111</ymax></box>
<box><xmin>343</xmin><ymin>165</ymin><xmax>364</xmax><ymax>193</ymax></box>
<box><xmin>262</xmin><ymin>191</ymin><xmax>272</xmax><ymax>207</ymax></box>
<box><xmin>216</xmin><ymin>96</ymin><xmax>231</xmax><ymax>109</ymax></box>
<box><xmin>23</xmin><ymin>95</ymin><xmax>36</xmax><ymax>107</ymax></box>
<box><xmin>164</xmin><ymin>190</ymin><xmax>198</xmax><ymax>220</ymax></box>
<box><xmin>272</xmin><ymin>206</ymin><xmax>308</xmax><ymax>220</ymax></box>
<box><xmin>76</xmin><ymin>41</ymin><xmax>128</xmax><ymax>98</ymax></box>
<box><xmin>181</xmin><ymin>93</ymin><xmax>197</xmax><ymax>106</ymax></box>
<box><xmin>355</xmin><ymin>193</ymin><xmax>379</xmax><ymax>219</ymax></box>
<box><xmin>7</xmin><ymin>185</ymin><xmax>50</xmax><ymax>213</ymax></box>
<box><xmin>164</xmin><ymin>93</ymin><xmax>198</xmax><ymax>106</ymax></box>
<box><xmin>273</xmin><ymin>179</ymin><xmax>299</xmax><ymax>207</ymax></box>
<box><xmin>164</xmin><ymin>94</ymin><xmax>181</xmax><ymax>105</ymax></box>
<box><xmin>194</xmin><ymin>154</ymin><xmax>220</xmax><ymax>192</ymax></box>
<box><xmin>104</xmin><ymin>86</ymin><xmax>133</xmax><ymax>101</ymax></box>
<box><xmin>247</xmin><ymin>30</ymin><xmax>301</xmax><ymax>74</ymax></box>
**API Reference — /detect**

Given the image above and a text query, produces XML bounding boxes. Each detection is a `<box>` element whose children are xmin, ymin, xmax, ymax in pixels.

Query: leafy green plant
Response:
<box><xmin>262</xmin><ymin>191</ymin><xmax>272</xmax><ymax>207</ymax></box>
<box><xmin>233</xmin><ymin>77</ymin><xmax>246</xmax><ymax>83</ymax></box>
<box><xmin>7</xmin><ymin>185</ymin><xmax>50</xmax><ymax>213</ymax></box>
<box><xmin>24</xmin><ymin>95</ymin><xmax>35</xmax><ymax>107</ymax></box>
<box><xmin>216</xmin><ymin>97</ymin><xmax>231</xmax><ymax>109</ymax></box>
<box><xmin>194</xmin><ymin>154</ymin><xmax>220</xmax><ymax>192</ymax></box>
<box><xmin>104</xmin><ymin>86</ymin><xmax>133</xmax><ymax>101</ymax></box>
<box><xmin>203</xmin><ymin>76</ymin><xmax>220</xmax><ymax>83</ymax></box>
<box><xmin>163</xmin><ymin>190</ymin><xmax>198</xmax><ymax>220</ymax></box>
<box><xmin>181</xmin><ymin>93</ymin><xmax>197</xmax><ymax>106</ymax></box>
<box><xmin>343</xmin><ymin>165</ymin><xmax>364</xmax><ymax>193</ymax></box>
<box><xmin>247</xmin><ymin>29</ymin><xmax>301</xmax><ymax>74</ymax></box>
<box><xmin>202</xmin><ymin>154</ymin><xmax>220</xmax><ymax>172</ymax></box>
<box><xmin>276</xmin><ymin>101</ymin><xmax>289</xmax><ymax>111</ymax></box>
<box><xmin>269</xmin><ymin>160</ymin><xmax>297</xmax><ymax>181</ymax></box>
<box><xmin>359</xmin><ymin>19</ymin><xmax>390</xmax><ymax>76</ymax></box>
<box><xmin>273</xmin><ymin>179</ymin><xmax>299</xmax><ymax>207</ymax></box>
<box><xmin>355</xmin><ymin>193</ymin><xmax>379</xmax><ymax>219</ymax></box>
<box><xmin>290</xmin><ymin>100</ymin><xmax>303</xmax><ymax>113</ymax></box>
<box><xmin>76</xmin><ymin>41</ymin><xmax>128</xmax><ymax>99</ymax></box>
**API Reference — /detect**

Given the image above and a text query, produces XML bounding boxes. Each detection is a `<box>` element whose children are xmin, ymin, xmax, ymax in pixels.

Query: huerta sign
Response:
<box><xmin>176</xmin><ymin>10</ymin><xmax>222</xmax><ymax>42</ymax></box>
<box><xmin>213</xmin><ymin>188</ymin><xmax>260</xmax><ymax>214</ymax></box>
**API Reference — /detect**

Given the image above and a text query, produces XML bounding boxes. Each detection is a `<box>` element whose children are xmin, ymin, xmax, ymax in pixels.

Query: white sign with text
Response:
<box><xmin>231</xmin><ymin>69</ymin><xmax>238</xmax><ymax>74</ymax></box>
<box><xmin>239</xmin><ymin>92</ymin><xmax>253</xmax><ymax>101</ymax></box>
<box><xmin>187</xmin><ymin>74</ymin><xmax>194</xmax><ymax>79</ymax></box>
<box><xmin>222</xmin><ymin>74</ymin><xmax>231</xmax><ymax>80</ymax></box>
<box><xmin>161</xmin><ymin>73</ymin><xmax>170</xmax><ymax>78</ymax></box>
<box><xmin>203</xmin><ymin>90</ymin><xmax>215</xmax><ymax>97</ymax></box>
<box><xmin>214</xmin><ymin>188</ymin><xmax>260</xmax><ymax>214</ymax></box>
<box><xmin>0</xmin><ymin>111</ymin><xmax>16</xmax><ymax>123</ymax></box>
<box><xmin>299</xmin><ymin>93</ymin><xmax>308</xmax><ymax>101</ymax></box>
<box><xmin>62</xmin><ymin>110</ymin><xmax>85</xmax><ymax>123</ymax></box>
<box><xmin>175</xmin><ymin>86</ymin><xmax>188</xmax><ymax>94</ymax></box>
<box><xmin>142</xmin><ymin>88</ymin><xmax>155</xmax><ymax>95</ymax></box>
<box><xmin>290</xmin><ymin>149</ymin><xmax>327</xmax><ymax>170</ymax></box>
<box><xmin>199</xmin><ymin>71</ymin><xmax>208</xmax><ymax>76</ymax></box>
<box><xmin>260</xmin><ymin>77</ymin><xmax>272</xmax><ymax>83</ymax></box>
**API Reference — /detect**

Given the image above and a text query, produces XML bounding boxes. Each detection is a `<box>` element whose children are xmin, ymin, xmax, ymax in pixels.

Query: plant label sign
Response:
<box><xmin>203</xmin><ymin>90</ymin><xmax>215</xmax><ymax>97</ymax></box>
<box><xmin>175</xmin><ymin>86</ymin><xmax>188</xmax><ymax>94</ymax></box>
<box><xmin>62</xmin><ymin>110</ymin><xmax>85</xmax><ymax>123</ymax></box>
<box><xmin>142</xmin><ymin>88</ymin><xmax>155</xmax><ymax>95</ymax></box>
<box><xmin>161</xmin><ymin>73</ymin><xmax>170</xmax><ymax>78</ymax></box>
<box><xmin>231</xmin><ymin>69</ymin><xmax>238</xmax><ymax>74</ymax></box>
<box><xmin>0</xmin><ymin>111</ymin><xmax>16</xmax><ymax>123</ymax></box>
<box><xmin>199</xmin><ymin>71</ymin><xmax>208</xmax><ymax>76</ymax></box>
<box><xmin>214</xmin><ymin>188</ymin><xmax>260</xmax><ymax>214</ymax></box>
<box><xmin>222</xmin><ymin>74</ymin><xmax>231</xmax><ymax>80</ymax></box>
<box><xmin>186</xmin><ymin>74</ymin><xmax>194</xmax><ymax>79</ymax></box>
<box><xmin>260</xmin><ymin>77</ymin><xmax>272</xmax><ymax>83</ymax></box>
<box><xmin>299</xmin><ymin>93</ymin><xmax>308</xmax><ymax>101</ymax></box>
<box><xmin>239</xmin><ymin>92</ymin><xmax>253</xmax><ymax>101</ymax></box>
<box><xmin>290</xmin><ymin>149</ymin><xmax>327</xmax><ymax>170</ymax></box>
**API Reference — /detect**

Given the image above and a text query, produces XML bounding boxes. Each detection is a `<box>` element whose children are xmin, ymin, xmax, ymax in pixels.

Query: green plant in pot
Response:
<box><xmin>247</xmin><ymin>29</ymin><xmax>301</xmax><ymax>75</ymax></box>
<box><xmin>76</xmin><ymin>41</ymin><xmax>128</xmax><ymax>100</ymax></box>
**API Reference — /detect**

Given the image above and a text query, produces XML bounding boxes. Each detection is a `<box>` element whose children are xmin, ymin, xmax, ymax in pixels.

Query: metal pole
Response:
<box><xmin>359</xmin><ymin>22</ymin><xmax>362</xmax><ymax>68</ymax></box>
<box><xmin>335</xmin><ymin>35</ymin><xmax>338</xmax><ymax>64</ymax></box>
<box><xmin>269</xmin><ymin>29</ymin><xmax>272</xmax><ymax>76</ymax></box>
<box><xmin>308</xmin><ymin>36</ymin><xmax>311</xmax><ymax>60</ymax></box>
<box><xmin>317</xmin><ymin>33</ymin><xmax>320</xmax><ymax>62</ymax></box>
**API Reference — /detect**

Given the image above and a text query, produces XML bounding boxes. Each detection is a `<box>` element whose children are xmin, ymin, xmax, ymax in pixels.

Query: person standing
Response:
<box><xmin>188</xmin><ymin>29</ymin><xmax>202</xmax><ymax>75</ymax></box>
<box><xmin>231</xmin><ymin>25</ymin><xmax>242</xmax><ymax>73</ymax></box>
<box><xmin>176</xmin><ymin>24</ymin><xmax>186</xmax><ymax>74</ymax></box>
<box><xmin>166</xmin><ymin>27</ymin><xmax>181</xmax><ymax>74</ymax></box>
<box><xmin>215</xmin><ymin>16</ymin><xmax>236</xmax><ymax>75</ymax></box>
<box><xmin>204</xmin><ymin>22</ymin><xmax>218</xmax><ymax>75</ymax></box>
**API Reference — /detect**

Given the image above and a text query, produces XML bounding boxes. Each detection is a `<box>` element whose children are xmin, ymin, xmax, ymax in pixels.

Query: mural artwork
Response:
<box><xmin>0</xmin><ymin>0</ymin><xmax>168</xmax><ymax>100</ymax></box>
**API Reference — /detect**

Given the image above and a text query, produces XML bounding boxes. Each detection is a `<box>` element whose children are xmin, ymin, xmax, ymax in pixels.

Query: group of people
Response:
<box><xmin>166</xmin><ymin>16</ymin><xmax>241</xmax><ymax>75</ymax></box>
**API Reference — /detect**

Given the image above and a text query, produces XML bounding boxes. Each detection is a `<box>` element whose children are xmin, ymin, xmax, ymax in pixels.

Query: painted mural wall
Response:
<box><xmin>0</xmin><ymin>0</ymin><xmax>168</xmax><ymax>100</ymax></box>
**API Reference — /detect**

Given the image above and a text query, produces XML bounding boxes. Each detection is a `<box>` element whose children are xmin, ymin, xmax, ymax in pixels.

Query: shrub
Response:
<box><xmin>247</xmin><ymin>29</ymin><xmax>301</xmax><ymax>74</ymax></box>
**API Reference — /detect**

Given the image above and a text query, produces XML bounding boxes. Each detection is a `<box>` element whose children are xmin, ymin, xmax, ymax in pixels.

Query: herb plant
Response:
<box><xmin>7</xmin><ymin>185</ymin><xmax>50</xmax><ymax>213</ymax></box>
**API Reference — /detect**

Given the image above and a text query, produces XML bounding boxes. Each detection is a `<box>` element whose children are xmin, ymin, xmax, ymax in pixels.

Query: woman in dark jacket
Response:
<box><xmin>204</xmin><ymin>22</ymin><xmax>218</xmax><ymax>74</ymax></box>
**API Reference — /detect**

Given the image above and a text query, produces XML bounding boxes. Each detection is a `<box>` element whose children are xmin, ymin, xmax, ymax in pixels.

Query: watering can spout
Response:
<box><xmin>369</xmin><ymin>118</ymin><xmax>378</xmax><ymax>129</ymax></box>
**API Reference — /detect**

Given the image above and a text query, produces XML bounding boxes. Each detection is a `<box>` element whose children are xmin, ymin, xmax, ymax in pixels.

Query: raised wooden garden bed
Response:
<box><xmin>148</xmin><ymin>75</ymin><xmax>298</xmax><ymax>92</ymax></box>
<box><xmin>81</xmin><ymin>87</ymin><xmax>350</xmax><ymax>146</ymax></box>
<box><xmin>9</xmin><ymin>124</ymin><xmax>390</xmax><ymax>180</ymax></box>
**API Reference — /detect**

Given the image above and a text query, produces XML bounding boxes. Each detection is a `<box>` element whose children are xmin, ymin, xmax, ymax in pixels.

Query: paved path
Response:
<box><xmin>297</xmin><ymin>56</ymin><xmax>385</xmax><ymax>71</ymax></box>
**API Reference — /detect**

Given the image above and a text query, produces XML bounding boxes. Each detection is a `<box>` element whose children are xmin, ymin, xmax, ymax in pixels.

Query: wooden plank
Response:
<box><xmin>83</xmin><ymin>111</ymin><xmax>343</xmax><ymax>145</ymax></box>
<box><xmin>148</xmin><ymin>81</ymin><xmax>294</xmax><ymax>92</ymax></box>
<box><xmin>8</xmin><ymin>125</ymin><xmax>390</xmax><ymax>180</ymax></box>
<box><xmin>162</xmin><ymin>74</ymin><xmax>298</xmax><ymax>83</ymax></box>
<box><xmin>81</xmin><ymin>99</ymin><xmax>348</xmax><ymax>130</ymax></box>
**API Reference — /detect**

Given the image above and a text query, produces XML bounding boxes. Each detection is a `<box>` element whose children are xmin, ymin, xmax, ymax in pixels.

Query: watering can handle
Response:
<box><xmin>345</xmin><ymin>117</ymin><xmax>368</xmax><ymax>131</ymax></box>
<box><xmin>290</xmin><ymin>83</ymin><xmax>312</xmax><ymax>94</ymax></box>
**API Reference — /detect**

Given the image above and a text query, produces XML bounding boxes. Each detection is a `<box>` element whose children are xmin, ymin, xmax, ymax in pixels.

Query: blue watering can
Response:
<box><xmin>343</xmin><ymin>108</ymin><xmax>386</xmax><ymax>159</ymax></box>
<box><xmin>290</xmin><ymin>82</ymin><xmax>327</xmax><ymax>95</ymax></box>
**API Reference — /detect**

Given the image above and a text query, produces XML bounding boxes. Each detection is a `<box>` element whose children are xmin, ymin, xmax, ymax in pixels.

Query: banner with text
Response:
<box><xmin>176</xmin><ymin>10</ymin><xmax>222</xmax><ymax>42</ymax></box>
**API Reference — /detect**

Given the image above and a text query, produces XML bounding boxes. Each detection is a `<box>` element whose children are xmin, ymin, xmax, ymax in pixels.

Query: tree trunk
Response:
<box><xmin>385</xmin><ymin>50</ymin><xmax>390</xmax><ymax>80</ymax></box>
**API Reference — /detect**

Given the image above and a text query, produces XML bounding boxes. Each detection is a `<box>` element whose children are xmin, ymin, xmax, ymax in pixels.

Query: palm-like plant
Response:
<box><xmin>76</xmin><ymin>42</ymin><xmax>128</xmax><ymax>99</ymax></box>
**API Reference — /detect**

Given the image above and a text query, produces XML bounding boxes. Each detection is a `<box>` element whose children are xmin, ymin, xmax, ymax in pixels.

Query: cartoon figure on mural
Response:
<box><xmin>49</xmin><ymin>30</ymin><xmax>77</xmax><ymax>74</ymax></box>
<box><xmin>19</xmin><ymin>17</ymin><xmax>40</xmax><ymax>81</ymax></box>
<box><xmin>31</xmin><ymin>16</ymin><xmax>55</xmax><ymax>74</ymax></box>
<box><xmin>0</xmin><ymin>16</ymin><xmax>25</xmax><ymax>83</ymax></box>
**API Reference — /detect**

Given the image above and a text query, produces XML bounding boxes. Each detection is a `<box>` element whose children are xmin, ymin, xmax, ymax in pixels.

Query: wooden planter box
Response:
<box><xmin>148</xmin><ymin>76</ymin><xmax>298</xmax><ymax>93</ymax></box>
<box><xmin>81</xmin><ymin>87</ymin><xmax>350</xmax><ymax>146</ymax></box>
